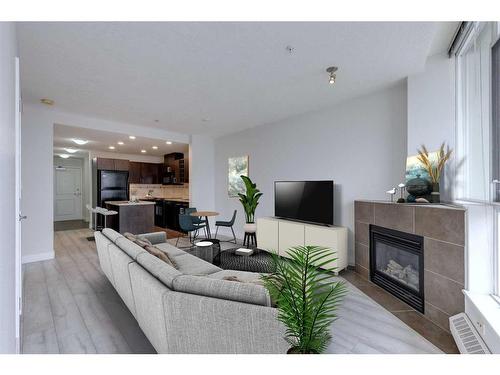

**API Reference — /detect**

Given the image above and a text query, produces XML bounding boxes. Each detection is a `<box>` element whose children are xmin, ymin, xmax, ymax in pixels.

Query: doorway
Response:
<box><xmin>54</xmin><ymin>165</ymin><xmax>83</xmax><ymax>221</ymax></box>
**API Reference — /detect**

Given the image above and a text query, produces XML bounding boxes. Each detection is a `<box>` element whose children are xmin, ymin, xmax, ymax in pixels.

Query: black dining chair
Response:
<box><xmin>176</xmin><ymin>213</ymin><xmax>207</xmax><ymax>247</ymax></box>
<box><xmin>185</xmin><ymin>207</ymin><xmax>208</xmax><ymax>226</ymax></box>
<box><xmin>214</xmin><ymin>210</ymin><xmax>237</xmax><ymax>244</ymax></box>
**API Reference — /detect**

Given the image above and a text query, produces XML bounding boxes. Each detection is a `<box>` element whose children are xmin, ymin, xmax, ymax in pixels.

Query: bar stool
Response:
<box><xmin>96</xmin><ymin>207</ymin><xmax>118</xmax><ymax>229</ymax></box>
<box><xmin>86</xmin><ymin>204</ymin><xmax>99</xmax><ymax>231</ymax></box>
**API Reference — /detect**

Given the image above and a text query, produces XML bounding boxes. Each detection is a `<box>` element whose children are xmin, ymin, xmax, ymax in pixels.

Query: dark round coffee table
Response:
<box><xmin>214</xmin><ymin>248</ymin><xmax>275</xmax><ymax>273</ymax></box>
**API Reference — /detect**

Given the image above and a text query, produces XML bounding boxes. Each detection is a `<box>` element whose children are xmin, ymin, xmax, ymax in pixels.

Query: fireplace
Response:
<box><xmin>369</xmin><ymin>225</ymin><xmax>425</xmax><ymax>312</ymax></box>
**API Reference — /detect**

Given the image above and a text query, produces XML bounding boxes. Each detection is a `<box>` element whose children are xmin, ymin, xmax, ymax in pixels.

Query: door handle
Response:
<box><xmin>493</xmin><ymin>180</ymin><xmax>500</xmax><ymax>184</ymax></box>
<box><xmin>19</xmin><ymin>214</ymin><xmax>27</xmax><ymax>221</ymax></box>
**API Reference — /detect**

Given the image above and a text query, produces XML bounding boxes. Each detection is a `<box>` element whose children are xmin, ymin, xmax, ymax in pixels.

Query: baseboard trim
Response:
<box><xmin>22</xmin><ymin>251</ymin><xmax>55</xmax><ymax>264</ymax></box>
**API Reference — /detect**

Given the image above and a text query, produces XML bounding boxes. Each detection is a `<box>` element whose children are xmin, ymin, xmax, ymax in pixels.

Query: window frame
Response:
<box><xmin>493</xmin><ymin>32</ymin><xmax>500</xmax><ymax>298</ymax></box>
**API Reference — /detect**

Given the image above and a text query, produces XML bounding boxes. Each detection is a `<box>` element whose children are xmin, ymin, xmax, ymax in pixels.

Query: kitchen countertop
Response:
<box><xmin>139</xmin><ymin>197</ymin><xmax>190</xmax><ymax>203</ymax></box>
<box><xmin>105</xmin><ymin>201</ymin><xmax>156</xmax><ymax>206</ymax></box>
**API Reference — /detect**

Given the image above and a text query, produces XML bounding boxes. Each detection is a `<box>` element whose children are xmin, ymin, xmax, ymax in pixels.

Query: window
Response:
<box><xmin>493</xmin><ymin>36</ymin><xmax>500</xmax><ymax>296</ymax></box>
<box><xmin>455</xmin><ymin>22</ymin><xmax>500</xmax><ymax>299</ymax></box>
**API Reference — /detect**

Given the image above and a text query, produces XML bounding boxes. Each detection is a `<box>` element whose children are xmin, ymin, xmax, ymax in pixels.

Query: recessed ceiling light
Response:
<box><xmin>141</xmin><ymin>150</ymin><xmax>147</xmax><ymax>153</ymax></box>
<box><xmin>59</xmin><ymin>154</ymin><xmax>70</xmax><ymax>159</ymax></box>
<box><xmin>72</xmin><ymin>138</ymin><xmax>88</xmax><ymax>145</ymax></box>
<box><xmin>40</xmin><ymin>98</ymin><xmax>54</xmax><ymax>106</ymax></box>
<box><xmin>152</xmin><ymin>146</ymin><xmax>158</xmax><ymax>150</ymax></box>
<box><xmin>64</xmin><ymin>148</ymin><xmax>78</xmax><ymax>153</ymax></box>
<box><xmin>129</xmin><ymin>135</ymin><xmax>136</xmax><ymax>140</ymax></box>
<box><xmin>108</xmin><ymin>146</ymin><xmax>115</xmax><ymax>150</ymax></box>
<box><xmin>117</xmin><ymin>141</ymin><xmax>124</xmax><ymax>145</ymax></box>
<box><xmin>166</xmin><ymin>141</ymin><xmax>172</xmax><ymax>145</ymax></box>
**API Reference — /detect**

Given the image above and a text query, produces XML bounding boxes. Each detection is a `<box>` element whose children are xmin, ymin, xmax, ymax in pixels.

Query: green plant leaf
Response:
<box><xmin>261</xmin><ymin>245</ymin><xmax>347</xmax><ymax>353</ymax></box>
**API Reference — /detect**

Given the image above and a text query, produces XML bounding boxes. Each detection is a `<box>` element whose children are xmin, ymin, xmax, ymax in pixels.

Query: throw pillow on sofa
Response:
<box><xmin>144</xmin><ymin>245</ymin><xmax>178</xmax><ymax>269</ymax></box>
<box><xmin>124</xmin><ymin>232</ymin><xmax>152</xmax><ymax>248</ymax></box>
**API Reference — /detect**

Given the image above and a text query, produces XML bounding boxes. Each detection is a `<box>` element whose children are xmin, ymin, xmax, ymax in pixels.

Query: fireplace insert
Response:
<box><xmin>369</xmin><ymin>225</ymin><xmax>424</xmax><ymax>312</ymax></box>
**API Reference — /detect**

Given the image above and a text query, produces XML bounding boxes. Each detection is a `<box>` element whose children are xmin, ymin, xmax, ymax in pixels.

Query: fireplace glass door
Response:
<box><xmin>374</xmin><ymin>241</ymin><xmax>420</xmax><ymax>292</ymax></box>
<box><xmin>370</xmin><ymin>225</ymin><xmax>424</xmax><ymax>312</ymax></box>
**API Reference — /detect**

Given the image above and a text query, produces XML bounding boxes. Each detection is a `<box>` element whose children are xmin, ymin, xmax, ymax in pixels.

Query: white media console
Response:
<box><xmin>256</xmin><ymin>217</ymin><xmax>348</xmax><ymax>274</ymax></box>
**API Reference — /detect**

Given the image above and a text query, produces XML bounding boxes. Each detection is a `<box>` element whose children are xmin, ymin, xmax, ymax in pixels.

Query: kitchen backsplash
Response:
<box><xmin>130</xmin><ymin>184</ymin><xmax>189</xmax><ymax>200</ymax></box>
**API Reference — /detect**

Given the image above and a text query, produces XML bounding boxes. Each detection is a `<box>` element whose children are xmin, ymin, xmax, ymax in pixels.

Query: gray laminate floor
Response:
<box><xmin>21</xmin><ymin>229</ymin><xmax>442</xmax><ymax>354</ymax></box>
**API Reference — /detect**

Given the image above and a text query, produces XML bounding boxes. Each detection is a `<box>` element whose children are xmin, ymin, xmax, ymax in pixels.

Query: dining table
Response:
<box><xmin>190</xmin><ymin>211</ymin><xmax>219</xmax><ymax>238</ymax></box>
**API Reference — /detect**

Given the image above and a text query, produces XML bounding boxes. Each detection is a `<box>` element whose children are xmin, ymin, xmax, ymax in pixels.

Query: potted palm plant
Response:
<box><xmin>261</xmin><ymin>245</ymin><xmax>347</xmax><ymax>354</ymax></box>
<box><xmin>237</xmin><ymin>175</ymin><xmax>263</xmax><ymax>233</ymax></box>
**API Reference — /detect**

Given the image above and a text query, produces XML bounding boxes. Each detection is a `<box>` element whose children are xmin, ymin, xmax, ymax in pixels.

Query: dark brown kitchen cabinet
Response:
<box><xmin>114</xmin><ymin>159</ymin><xmax>130</xmax><ymax>171</ymax></box>
<box><xmin>140</xmin><ymin>163</ymin><xmax>157</xmax><ymax>184</ymax></box>
<box><xmin>96</xmin><ymin>158</ymin><xmax>115</xmax><ymax>170</ymax></box>
<box><xmin>129</xmin><ymin>162</ymin><xmax>142</xmax><ymax>183</ymax></box>
<box><xmin>97</xmin><ymin>157</ymin><xmax>130</xmax><ymax>171</ymax></box>
<box><xmin>164</xmin><ymin>152</ymin><xmax>188</xmax><ymax>183</ymax></box>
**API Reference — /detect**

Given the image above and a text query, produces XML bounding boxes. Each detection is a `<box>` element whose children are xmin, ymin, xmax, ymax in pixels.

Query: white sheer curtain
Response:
<box><xmin>455</xmin><ymin>22</ymin><xmax>492</xmax><ymax>202</ymax></box>
<box><xmin>455</xmin><ymin>22</ymin><xmax>500</xmax><ymax>297</ymax></box>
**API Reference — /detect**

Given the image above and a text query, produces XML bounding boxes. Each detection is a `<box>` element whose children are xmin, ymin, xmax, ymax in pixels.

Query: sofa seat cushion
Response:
<box><xmin>155</xmin><ymin>242</ymin><xmax>187</xmax><ymax>257</ymax></box>
<box><xmin>208</xmin><ymin>269</ymin><xmax>264</xmax><ymax>283</ymax></box>
<box><xmin>172</xmin><ymin>274</ymin><xmax>271</xmax><ymax>307</ymax></box>
<box><xmin>136</xmin><ymin>251</ymin><xmax>182</xmax><ymax>289</ymax></box>
<box><xmin>171</xmin><ymin>253</ymin><xmax>221</xmax><ymax>275</ymax></box>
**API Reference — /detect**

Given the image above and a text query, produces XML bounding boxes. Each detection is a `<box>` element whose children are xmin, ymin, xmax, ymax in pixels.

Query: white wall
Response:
<box><xmin>21</xmin><ymin>103</ymin><xmax>190</xmax><ymax>263</ymax></box>
<box><xmin>0</xmin><ymin>22</ymin><xmax>18</xmax><ymax>353</ymax></box>
<box><xmin>407</xmin><ymin>53</ymin><xmax>456</xmax><ymax>201</ymax></box>
<box><xmin>214</xmin><ymin>83</ymin><xmax>408</xmax><ymax>264</ymax></box>
<box><xmin>189</xmin><ymin>134</ymin><xmax>216</xmax><ymax>227</ymax></box>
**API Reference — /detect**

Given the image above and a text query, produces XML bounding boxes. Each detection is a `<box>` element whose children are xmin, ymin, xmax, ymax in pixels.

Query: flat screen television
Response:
<box><xmin>274</xmin><ymin>180</ymin><xmax>334</xmax><ymax>226</ymax></box>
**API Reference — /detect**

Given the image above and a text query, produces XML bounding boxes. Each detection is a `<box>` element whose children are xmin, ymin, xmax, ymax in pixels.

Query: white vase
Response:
<box><xmin>243</xmin><ymin>222</ymin><xmax>257</xmax><ymax>233</ymax></box>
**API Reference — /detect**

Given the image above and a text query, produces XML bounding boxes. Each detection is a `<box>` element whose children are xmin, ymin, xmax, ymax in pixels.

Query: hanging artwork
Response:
<box><xmin>228</xmin><ymin>155</ymin><xmax>249</xmax><ymax>197</ymax></box>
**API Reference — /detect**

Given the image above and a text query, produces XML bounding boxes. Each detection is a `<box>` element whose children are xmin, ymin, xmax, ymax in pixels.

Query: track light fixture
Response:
<box><xmin>326</xmin><ymin>66</ymin><xmax>338</xmax><ymax>85</ymax></box>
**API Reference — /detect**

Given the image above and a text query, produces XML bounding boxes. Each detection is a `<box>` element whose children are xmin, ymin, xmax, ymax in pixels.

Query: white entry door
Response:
<box><xmin>54</xmin><ymin>166</ymin><xmax>82</xmax><ymax>221</ymax></box>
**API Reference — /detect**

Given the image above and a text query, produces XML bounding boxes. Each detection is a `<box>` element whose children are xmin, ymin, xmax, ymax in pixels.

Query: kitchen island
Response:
<box><xmin>105</xmin><ymin>201</ymin><xmax>155</xmax><ymax>235</ymax></box>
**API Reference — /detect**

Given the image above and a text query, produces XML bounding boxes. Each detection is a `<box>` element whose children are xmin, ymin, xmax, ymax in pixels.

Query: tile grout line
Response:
<box><xmin>424</xmin><ymin>268</ymin><xmax>465</xmax><ymax>287</ymax></box>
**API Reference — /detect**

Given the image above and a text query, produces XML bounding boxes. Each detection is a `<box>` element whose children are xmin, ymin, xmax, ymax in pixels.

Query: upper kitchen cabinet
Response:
<box><xmin>164</xmin><ymin>152</ymin><xmax>189</xmax><ymax>183</ymax></box>
<box><xmin>129</xmin><ymin>162</ymin><xmax>142</xmax><ymax>183</ymax></box>
<box><xmin>96</xmin><ymin>157</ymin><xmax>115</xmax><ymax>170</ymax></box>
<box><xmin>140</xmin><ymin>162</ymin><xmax>161</xmax><ymax>184</ymax></box>
<box><xmin>96</xmin><ymin>157</ymin><xmax>129</xmax><ymax>171</ymax></box>
<box><xmin>114</xmin><ymin>159</ymin><xmax>130</xmax><ymax>171</ymax></box>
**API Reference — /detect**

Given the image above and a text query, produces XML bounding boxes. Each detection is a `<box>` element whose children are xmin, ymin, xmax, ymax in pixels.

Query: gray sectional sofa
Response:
<box><xmin>94</xmin><ymin>228</ymin><xmax>288</xmax><ymax>354</ymax></box>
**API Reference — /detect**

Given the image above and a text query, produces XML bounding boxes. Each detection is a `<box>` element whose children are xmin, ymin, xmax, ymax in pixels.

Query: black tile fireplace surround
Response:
<box><xmin>369</xmin><ymin>225</ymin><xmax>425</xmax><ymax>312</ymax></box>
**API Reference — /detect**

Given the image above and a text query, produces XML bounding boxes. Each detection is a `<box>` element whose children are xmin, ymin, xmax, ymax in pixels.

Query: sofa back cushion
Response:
<box><xmin>136</xmin><ymin>251</ymin><xmax>182</xmax><ymax>289</ymax></box>
<box><xmin>102</xmin><ymin>228</ymin><xmax>124</xmax><ymax>243</ymax></box>
<box><xmin>115</xmin><ymin>237</ymin><xmax>147</xmax><ymax>260</ymax></box>
<box><xmin>172</xmin><ymin>275</ymin><xmax>271</xmax><ymax>307</ymax></box>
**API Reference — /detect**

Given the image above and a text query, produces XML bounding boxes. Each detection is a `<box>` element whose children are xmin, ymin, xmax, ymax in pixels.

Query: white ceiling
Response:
<box><xmin>53</xmin><ymin>123</ymin><xmax>188</xmax><ymax>157</ymax></box>
<box><xmin>18</xmin><ymin>22</ymin><xmax>456</xmax><ymax>136</ymax></box>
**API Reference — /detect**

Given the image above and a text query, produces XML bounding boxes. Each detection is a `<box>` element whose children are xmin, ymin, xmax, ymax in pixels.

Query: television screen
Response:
<box><xmin>274</xmin><ymin>181</ymin><xmax>334</xmax><ymax>225</ymax></box>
